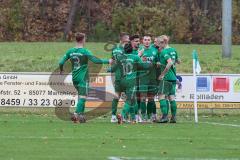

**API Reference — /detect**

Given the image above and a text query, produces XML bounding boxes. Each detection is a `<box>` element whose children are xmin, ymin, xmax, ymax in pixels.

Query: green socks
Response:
<box><xmin>140</xmin><ymin>101</ymin><xmax>146</xmax><ymax>117</ymax></box>
<box><xmin>134</xmin><ymin>103</ymin><xmax>139</xmax><ymax>115</ymax></box>
<box><xmin>152</xmin><ymin>101</ymin><xmax>156</xmax><ymax>114</ymax></box>
<box><xmin>111</xmin><ymin>98</ymin><xmax>119</xmax><ymax>115</ymax></box>
<box><xmin>121</xmin><ymin>103</ymin><xmax>129</xmax><ymax>119</ymax></box>
<box><xmin>129</xmin><ymin>105</ymin><xmax>135</xmax><ymax>120</ymax></box>
<box><xmin>76</xmin><ymin>98</ymin><xmax>86</xmax><ymax>114</ymax></box>
<box><xmin>166</xmin><ymin>100</ymin><xmax>169</xmax><ymax>115</ymax></box>
<box><xmin>147</xmin><ymin>100</ymin><xmax>156</xmax><ymax>118</ymax></box>
<box><xmin>122</xmin><ymin>102</ymin><xmax>135</xmax><ymax>120</ymax></box>
<box><xmin>160</xmin><ymin>99</ymin><xmax>168</xmax><ymax>115</ymax></box>
<box><xmin>170</xmin><ymin>100</ymin><xmax>177</xmax><ymax>116</ymax></box>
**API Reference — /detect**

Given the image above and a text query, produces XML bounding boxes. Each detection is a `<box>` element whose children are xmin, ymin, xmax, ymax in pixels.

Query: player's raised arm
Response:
<box><xmin>86</xmin><ymin>50</ymin><xmax>111</xmax><ymax>64</ymax></box>
<box><xmin>59</xmin><ymin>49</ymin><xmax>71</xmax><ymax>74</ymax></box>
<box><xmin>107</xmin><ymin>63</ymin><xmax>118</xmax><ymax>73</ymax></box>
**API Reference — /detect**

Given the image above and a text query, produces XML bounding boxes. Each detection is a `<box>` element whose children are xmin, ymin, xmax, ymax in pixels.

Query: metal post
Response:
<box><xmin>222</xmin><ymin>0</ymin><xmax>232</xmax><ymax>58</ymax></box>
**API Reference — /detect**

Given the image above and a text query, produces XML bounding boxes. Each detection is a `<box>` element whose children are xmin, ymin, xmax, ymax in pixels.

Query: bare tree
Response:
<box><xmin>176</xmin><ymin>0</ymin><xmax>182</xmax><ymax>8</ymax></box>
<box><xmin>39</xmin><ymin>0</ymin><xmax>47</xmax><ymax>19</ymax></box>
<box><xmin>203</xmin><ymin>0</ymin><xmax>209</xmax><ymax>14</ymax></box>
<box><xmin>199</xmin><ymin>0</ymin><xmax>209</xmax><ymax>14</ymax></box>
<box><xmin>51</xmin><ymin>0</ymin><xmax>57</xmax><ymax>11</ymax></box>
<box><xmin>63</xmin><ymin>0</ymin><xmax>80</xmax><ymax>41</ymax></box>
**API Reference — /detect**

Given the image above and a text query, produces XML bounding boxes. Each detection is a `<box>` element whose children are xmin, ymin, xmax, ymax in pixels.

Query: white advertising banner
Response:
<box><xmin>106</xmin><ymin>74</ymin><xmax>240</xmax><ymax>102</ymax></box>
<box><xmin>0</xmin><ymin>73</ymin><xmax>240</xmax><ymax>108</ymax></box>
<box><xmin>0</xmin><ymin>73</ymin><xmax>106</xmax><ymax>107</ymax></box>
<box><xmin>0</xmin><ymin>73</ymin><xmax>77</xmax><ymax>107</ymax></box>
<box><xmin>175</xmin><ymin>75</ymin><xmax>240</xmax><ymax>102</ymax></box>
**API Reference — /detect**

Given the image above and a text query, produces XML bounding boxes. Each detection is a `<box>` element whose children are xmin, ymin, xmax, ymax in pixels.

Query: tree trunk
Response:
<box><xmin>87</xmin><ymin>0</ymin><xmax>91</xmax><ymax>31</ymax></box>
<box><xmin>203</xmin><ymin>0</ymin><xmax>209</xmax><ymax>14</ymax></box>
<box><xmin>51</xmin><ymin>0</ymin><xmax>57</xmax><ymax>11</ymax></box>
<box><xmin>39</xmin><ymin>0</ymin><xmax>47</xmax><ymax>19</ymax></box>
<box><xmin>176</xmin><ymin>0</ymin><xmax>182</xmax><ymax>8</ymax></box>
<box><xmin>63</xmin><ymin>0</ymin><xmax>80</xmax><ymax>41</ymax></box>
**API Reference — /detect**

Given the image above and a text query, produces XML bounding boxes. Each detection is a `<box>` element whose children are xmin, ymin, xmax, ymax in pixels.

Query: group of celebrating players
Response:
<box><xmin>59</xmin><ymin>32</ymin><xmax>180</xmax><ymax>124</ymax></box>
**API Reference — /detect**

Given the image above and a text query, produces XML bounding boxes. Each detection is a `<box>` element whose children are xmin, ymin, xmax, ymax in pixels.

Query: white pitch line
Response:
<box><xmin>108</xmin><ymin>157</ymin><xmax>240</xmax><ymax>160</ymax></box>
<box><xmin>1</xmin><ymin>135</ymin><xmax>240</xmax><ymax>141</ymax></box>
<box><xmin>110</xmin><ymin>157</ymin><xmax>240</xmax><ymax>160</ymax></box>
<box><xmin>177</xmin><ymin>159</ymin><xmax>240</xmax><ymax>160</ymax></box>
<box><xmin>0</xmin><ymin>135</ymin><xmax>78</xmax><ymax>140</ymax></box>
<box><xmin>108</xmin><ymin>157</ymin><xmax>122</xmax><ymax>160</ymax></box>
<box><xmin>108</xmin><ymin>157</ymin><xmax>147</xmax><ymax>160</ymax></box>
<box><xmin>200</xmin><ymin>122</ymin><xmax>240</xmax><ymax>128</ymax></box>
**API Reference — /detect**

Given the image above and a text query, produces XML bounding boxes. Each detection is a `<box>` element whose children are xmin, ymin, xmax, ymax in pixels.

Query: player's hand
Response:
<box><xmin>109</xmin><ymin>58</ymin><xmax>114</xmax><ymax>65</ymax></box>
<box><xmin>176</xmin><ymin>59</ymin><xmax>181</xmax><ymax>64</ymax></box>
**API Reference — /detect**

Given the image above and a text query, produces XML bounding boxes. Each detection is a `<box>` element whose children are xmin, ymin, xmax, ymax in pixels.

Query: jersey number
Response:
<box><xmin>72</xmin><ymin>56</ymin><xmax>81</xmax><ymax>69</ymax></box>
<box><xmin>122</xmin><ymin>62</ymin><xmax>133</xmax><ymax>75</ymax></box>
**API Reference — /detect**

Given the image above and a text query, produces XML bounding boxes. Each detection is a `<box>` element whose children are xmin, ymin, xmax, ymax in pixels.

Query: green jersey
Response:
<box><xmin>112</xmin><ymin>44</ymin><xmax>124</xmax><ymax>81</ymax></box>
<box><xmin>59</xmin><ymin>47</ymin><xmax>109</xmax><ymax>82</ymax></box>
<box><xmin>111</xmin><ymin>53</ymin><xmax>151</xmax><ymax>80</ymax></box>
<box><xmin>150</xmin><ymin>44</ymin><xmax>161</xmax><ymax>78</ymax></box>
<box><xmin>131</xmin><ymin>48</ymin><xmax>139</xmax><ymax>55</ymax></box>
<box><xmin>112</xmin><ymin>44</ymin><xmax>124</xmax><ymax>59</ymax></box>
<box><xmin>150</xmin><ymin>44</ymin><xmax>158</xmax><ymax>52</ymax></box>
<box><xmin>138</xmin><ymin>44</ymin><xmax>144</xmax><ymax>50</ymax></box>
<box><xmin>139</xmin><ymin>46</ymin><xmax>158</xmax><ymax>80</ymax></box>
<box><xmin>159</xmin><ymin>47</ymin><xmax>179</xmax><ymax>81</ymax></box>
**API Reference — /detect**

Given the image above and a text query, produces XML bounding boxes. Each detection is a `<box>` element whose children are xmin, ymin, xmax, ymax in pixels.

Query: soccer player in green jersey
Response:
<box><xmin>148</xmin><ymin>37</ymin><xmax>162</xmax><ymax>121</ymax></box>
<box><xmin>111</xmin><ymin>32</ymin><xmax>129</xmax><ymax>123</ymax></box>
<box><xmin>59</xmin><ymin>32</ymin><xmax>112</xmax><ymax>123</ymax></box>
<box><xmin>129</xmin><ymin>34</ymin><xmax>142</xmax><ymax>56</ymax></box>
<box><xmin>152</xmin><ymin>37</ymin><xmax>162</xmax><ymax>80</ymax></box>
<box><xmin>157</xmin><ymin>35</ymin><xmax>180</xmax><ymax>123</ymax></box>
<box><xmin>138</xmin><ymin>34</ymin><xmax>159</xmax><ymax>122</ymax></box>
<box><xmin>109</xmin><ymin>42</ymin><xmax>151</xmax><ymax>123</ymax></box>
<box><xmin>128</xmin><ymin>35</ymin><xmax>145</xmax><ymax>121</ymax></box>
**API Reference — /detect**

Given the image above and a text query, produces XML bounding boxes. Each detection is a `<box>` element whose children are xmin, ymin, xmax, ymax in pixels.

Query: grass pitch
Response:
<box><xmin>0</xmin><ymin>42</ymin><xmax>240</xmax><ymax>73</ymax></box>
<box><xmin>0</xmin><ymin>42</ymin><xmax>240</xmax><ymax>159</ymax></box>
<box><xmin>0</xmin><ymin>108</ymin><xmax>240</xmax><ymax>160</ymax></box>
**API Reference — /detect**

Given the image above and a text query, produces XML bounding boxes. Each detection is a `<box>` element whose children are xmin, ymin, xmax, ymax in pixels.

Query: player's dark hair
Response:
<box><xmin>144</xmin><ymin>33</ymin><xmax>152</xmax><ymax>37</ymax></box>
<box><xmin>124</xmin><ymin>42</ymin><xmax>133</xmax><ymax>54</ymax></box>
<box><xmin>130</xmin><ymin>34</ymin><xmax>140</xmax><ymax>41</ymax></box>
<box><xmin>75</xmin><ymin>32</ymin><xmax>85</xmax><ymax>42</ymax></box>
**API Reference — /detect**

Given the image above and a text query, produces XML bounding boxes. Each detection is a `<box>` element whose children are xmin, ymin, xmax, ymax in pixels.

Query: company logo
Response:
<box><xmin>234</xmin><ymin>78</ymin><xmax>240</xmax><ymax>93</ymax></box>
<box><xmin>213</xmin><ymin>77</ymin><xmax>229</xmax><ymax>92</ymax></box>
<box><xmin>196</xmin><ymin>77</ymin><xmax>210</xmax><ymax>92</ymax></box>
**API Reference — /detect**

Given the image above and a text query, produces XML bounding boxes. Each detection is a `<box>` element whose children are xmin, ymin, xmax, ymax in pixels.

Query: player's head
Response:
<box><xmin>75</xmin><ymin>32</ymin><xmax>86</xmax><ymax>44</ymax></box>
<box><xmin>163</xmin><ymin>35</ymin><xmax>170</xmax><ymax>43</ymax></box>
<box><xmin>119</xmin><ymin>32</ymin><xmax>129</xmax><ymax>46</ymax></box>
<box><xmin>143</xmin><ymin>33</ymin><xmax>152</xmax><ymax>48</ymax></box>
<box><xmin>124</xmin><ymin>42</ymin><xmax>133</xmax><ymax>54</ymax></box>
<box><xmin>157</xmin><ymin>35</ymin><xmax>169</xmax><ymax>49</ymax></box>
<box><xmin>130</xmin><ymin>34</ymin><xmax>140</xmax><ymax>49</ymax></box>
